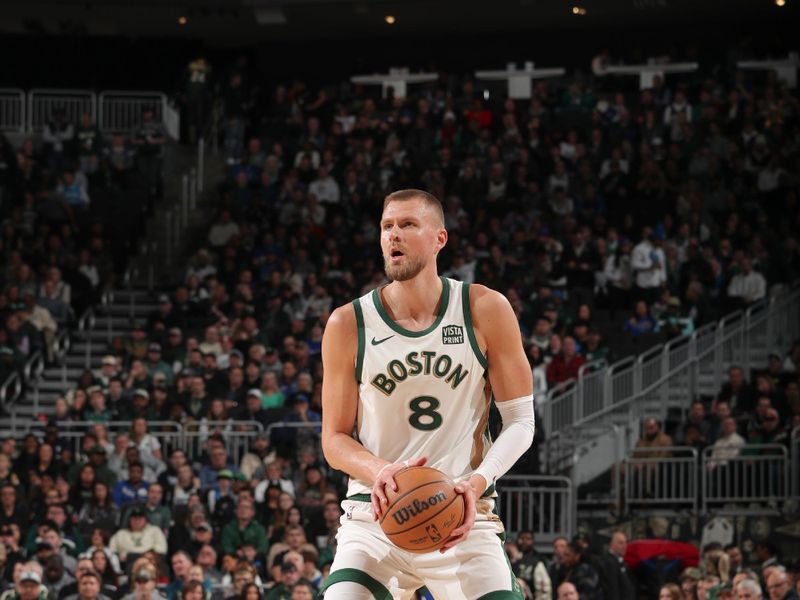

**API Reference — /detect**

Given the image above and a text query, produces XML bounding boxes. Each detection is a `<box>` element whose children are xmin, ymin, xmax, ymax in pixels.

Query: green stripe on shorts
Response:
<box><xmin>320</xmin><ymin>568</ymin><xmax>392</xmax><ymax>600</ymax></box>
<box><xmin>346</xmin><ymin>493</ymin><xmax>371</xmax><ymax>502</ymax></box>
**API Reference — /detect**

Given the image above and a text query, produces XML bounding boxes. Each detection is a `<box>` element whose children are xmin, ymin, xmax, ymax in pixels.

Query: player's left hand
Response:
<box><xmin>439</xmin><ymin>473</ymin><xmax>487</xmax><ymax>553</ymax></box>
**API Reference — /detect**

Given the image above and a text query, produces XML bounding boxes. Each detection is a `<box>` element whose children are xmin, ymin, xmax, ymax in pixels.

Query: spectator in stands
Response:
<box><xmin>658</xmin><ymin>583</ymin><xmax>684</xmax><ymax>600</ymax></box>
<box><xmin>599</xmin><ymin>531</ymin><xmax>635</xmax><ymax>600</ymax></box>
<box><xmin>119</xmin><ymin>562</ymin><xmax>159</xmax><ymax>600</ymax></box>
<box><xmin>220</xmin><ymin>499</ymin><xmax>267</xmax><ymax>558</ymax></box>
<box><xmin>679</xmin><ymin>401</ymin><xmax>712</xmax><ymax>444</ymax></box>
<box><xmin>736</xmin><ymin>579</ymin><xmax>764</xmax><ymax>599</ymax></box>
<box><xmin>635</xmin><ymin>417</ymin><xmax>673</xmax><ymax>457</ymax></box>
<box><xmin>624</xmin><ymin>300</ymin><xmax>659</xmax><ymax>338</ymax></box>
<box><xmin>557</xmin><ymin>582</ymin><xmax>579</xmax><ymax>600</ymax></box>
<box><xmin>198</xmin><ymin>444</ymin><xmax>240</xmax><ymax>490</ymax></box>
<box><xmin>546</xmin><ymin>336</ymin><xmax>585</xmax><ymax>386</ymax></box>
<box><xmin>708</xmin><ymin>417</ymin><xmax>746</xmax><ymax>470</ymax></box>
<box><xmin>553</xmin><ymin>542</ymin><xmax>601</xmax><ymax>600</ymax></box>
<box><xmin>766</xmin><ymin>570</ymin><xmax>797</xmax><ymax>600</ymax></box>
<box><xmin>112</xmin><ymin>462</ymin><xmax>149</xmax><ymax>508</ymax></box>
<box><xmin>42</xmin><ymin>108</ymin><xmax>74</xmax><ymax>171</ymax></box>
<box><xmin>9</xmin><ymin>567</ymin><xmax>47</xmax><ymax>600</ymax></box>
<box><xmin>727</xmin><ymin>256</ymin><xmax>766</xmax><ymax>308</ymax></box>
<box><xmin>632</xmin><ymin>227</ymin><xmax>667</xmax><ymax>303</ymax></box>
<box><xmin>717</xmin><ymin>366</ymin><xmax>756</xmax><ymax>418</ymax></box>
<box><xmin>131</xmin><ymin>106</ymin><xmax>166</xmax><ymax>201</ymax></box>
<box><xmin>108</xmin><ymin>506</ymin><xmax>167</xmax><ymax>564</ymax></box>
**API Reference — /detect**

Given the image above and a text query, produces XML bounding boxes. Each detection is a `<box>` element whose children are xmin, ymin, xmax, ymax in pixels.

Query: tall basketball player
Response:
<box><xmin>321</xmin><ymin>189</ymin><xmax>535</xmax><ymax>599</ymax></box>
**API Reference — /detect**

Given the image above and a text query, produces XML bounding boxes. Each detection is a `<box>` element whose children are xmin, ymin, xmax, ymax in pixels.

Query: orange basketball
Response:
<box><xmin>379</xmin><ymin>466</ymin><xmax>465</xmax><ymax>553</ymax></box>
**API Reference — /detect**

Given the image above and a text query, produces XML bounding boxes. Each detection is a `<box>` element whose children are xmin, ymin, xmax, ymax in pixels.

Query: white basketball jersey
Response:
<box><xmin>346</xmin><ymin>277</ymin><xmax>491</xmax><ymax>497</ymax></box>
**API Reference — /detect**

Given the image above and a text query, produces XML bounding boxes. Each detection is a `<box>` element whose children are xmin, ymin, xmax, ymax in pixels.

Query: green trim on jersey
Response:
<box><xmin>462</xmin><ymin>283</ymin><xmax>489</xmax><ymax>370</ymax></box>
<box><xmin>353</xmin><ymin>299</ymin><xmax>366</xmax><ymax>383</ymax></box>
<box><xmin>371</xmin><ymin>276</ymin><xmax>450</xmax><ymax>338</ymax></box>
<box><xmin>320</xmin><ymin>567</ymin><xmax>393</xmax><ymax>600</ymax></box>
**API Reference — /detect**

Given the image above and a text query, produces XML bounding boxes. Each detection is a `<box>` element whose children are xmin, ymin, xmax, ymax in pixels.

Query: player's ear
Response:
<box><xmin>436</xmin><ymin>228</ymin><xmax>448</xmax><ymax>253</ymax></box>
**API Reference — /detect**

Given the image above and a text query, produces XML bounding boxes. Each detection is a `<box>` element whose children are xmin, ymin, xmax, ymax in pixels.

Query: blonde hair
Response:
<box><xmin>659</xmin><ymin>583</ymin><xmax>685</xmax><ymax>600</ymax></box>
<box><xmin>383</xmin><ymin>189</ymin><xmax>444</xmax><ymax>227</ymax></box>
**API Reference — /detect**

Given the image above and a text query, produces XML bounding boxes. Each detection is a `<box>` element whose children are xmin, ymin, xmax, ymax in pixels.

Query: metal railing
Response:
<box><xmin>0</xmin><ymin>88</ymin><xmax>25</xmax><ymax>132</ymax></box>
<box><xmin>0</xmin><ymin>372</ymin><xmax>22</xmax><ymax>414</ymax></box>
<box><xmin>541</xmin><ymin>287</ymin><xmax>800</xmax><ymax>472</ymax></box>
<box><xmin>624</xmin><ymin>446</ymin><xmax>699</xmax><ymax>513</ymax></box>
<box><xmin>98</xmin><ymin>91</ymin><xmax>167</xmax><ymax>133</ymax></box>
<box><xmin>701</xmin><ymin>444</ymin><xmax>789</xmax><ymax>514</ymax></box>
<box><xmin>28</xmin><ymin>88</ymin><xmax>96</xmax><ymax>132</ymax></box>
<box><xmin>181</xmin><ymin>420</ymin><xmax>265</xmax><ymax>466</ymax></box>
<box><xmin>496</xmin><ymin>475</ymin><xmax>574</xmax><ymax>549</ymax></box>
<box><xmin>792</xmin><ymin>426</ymin><xmax>800</xmax><ymax>499</ymax></box>
<box><xmin>2</xmin><ymin>88</ymin><xmax>178</xmax><ymax>137</ymax></box>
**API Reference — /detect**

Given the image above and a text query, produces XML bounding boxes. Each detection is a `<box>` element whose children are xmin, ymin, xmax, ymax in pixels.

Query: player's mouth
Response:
<box><xmin>389</xmin><ymin>249</ymin><xmax>405</xmax><ymax>263</ymax></box>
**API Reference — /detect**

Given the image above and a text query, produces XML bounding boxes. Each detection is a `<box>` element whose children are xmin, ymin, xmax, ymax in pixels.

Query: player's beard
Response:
<box><xmin>384</xmin><ymin>254</ymin><xmax>426</xmax><ymax>282</ymax></box>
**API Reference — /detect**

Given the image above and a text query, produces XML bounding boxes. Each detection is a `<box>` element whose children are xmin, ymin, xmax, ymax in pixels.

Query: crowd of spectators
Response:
<box><xmin>507</xmin><ymin>530</ymin><xmax>800</xmax><ymax>600</ymax></box>
<box><xmin>0</xmin><ymin>106</ymin><xmax>168</xmax><ymax>383</ymax></box>
<box><xmin>634</xmin><ymin>345</ymin><xmax>800</xmax><ymax>457</ymax></box>
<box><xmin>1</xmin><ymin>49</ymin><xmax>800</xmax><ymax>600</ymax></box>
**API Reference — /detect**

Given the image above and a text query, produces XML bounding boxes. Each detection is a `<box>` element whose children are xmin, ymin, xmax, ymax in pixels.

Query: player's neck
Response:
<box><xmin>384</xmin><ymin>269</ymin><xmax>443</xmax><ymax>321</ymax></box>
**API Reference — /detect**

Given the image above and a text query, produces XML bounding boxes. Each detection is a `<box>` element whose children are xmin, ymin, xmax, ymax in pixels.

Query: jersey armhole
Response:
<box><xmin>461</xmin><ymin>282</ymin><xmax>489</xmax><ymax>371</ymax></box>
<box><xmin>352</xmin><ymin>299</ymin><xmax>365</xmax><ymax>383</ymax></box>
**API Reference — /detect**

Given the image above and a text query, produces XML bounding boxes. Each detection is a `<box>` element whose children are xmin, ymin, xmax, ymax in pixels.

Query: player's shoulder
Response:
<box><xmin>467</xmin><ymin>283</ymin><xmax>513</xmax><ymax>316</ymax></box>
<box><xmin>326</xmin><ymin>302</ymin><xmax>357</xmax><ymax>333</ymax></box>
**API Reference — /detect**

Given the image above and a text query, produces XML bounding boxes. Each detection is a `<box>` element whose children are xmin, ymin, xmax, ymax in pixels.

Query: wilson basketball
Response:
<box><xmin>379</xmin><ymin>466</ymin><xmax>465</xmax><ymax>553</ymax></box>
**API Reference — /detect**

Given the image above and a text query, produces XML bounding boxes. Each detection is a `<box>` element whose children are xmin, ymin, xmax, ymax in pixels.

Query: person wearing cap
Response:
<box><xmin>145</xmin><ymin>343</ymin><xmax>173</xmax><ymax>387</ymax></box>
<box><xmin>239</xmin><ymin>432</ymin><xmax>277</xmax><ymax>481</ymax></box>
<box><xmin>680</xmin><ymin>566</ymin><xmax>701</xmax><ymax>598</ymax></box>
<box><xmin>108</xmin><ymin>506</ymin><xmax>167</xmax><ymax>563</ymax></box>
<box><xmin>658</xmin><ymin>295</ymin><xmax>695</xmax><ymax>338</ymax></box>
<box><xmin>95</xmin><ymin>356</ymin><xmax>118</xmax><ymax>389</ymax></box>
<box><xmin>9</xmin><ymin>565</ymin><xmax>47</xmax><ymax>600</ymax></box>
<box><xmin>202</xmin><ymin>468</ymin><xmax>235</xmax><ymax>523</ymax></box>
<box><xmin>119</xmin><ymin>562</ymin><xmax>160</xmax><ymax>600</ymax></box>
<box><xmin>238</xmin><ymin>389</ymin><xmax>270</xmax><ymax>426</ymax></box>
<box><xmin>265</xmin><ymin>553</ymin><xmax>304</xmax><ymax>600</ymax></box>
<box><xmin>118</xmin><ymin>388</ymin><xmax>154</xmax><ymax>422</ymax></box>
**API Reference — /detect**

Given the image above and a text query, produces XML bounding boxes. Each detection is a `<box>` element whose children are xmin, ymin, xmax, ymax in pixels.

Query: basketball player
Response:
<box><xmin>320</xmin><ymin>190</ymin><xmax>535</xmax><ymax>599</ymax></box>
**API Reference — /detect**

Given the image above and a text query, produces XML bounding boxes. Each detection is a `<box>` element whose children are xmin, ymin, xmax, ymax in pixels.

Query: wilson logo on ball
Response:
<box><xmin>391</xmin><ymin>491</ymin><xmax>448</xmax><ymax>525</ymax></box>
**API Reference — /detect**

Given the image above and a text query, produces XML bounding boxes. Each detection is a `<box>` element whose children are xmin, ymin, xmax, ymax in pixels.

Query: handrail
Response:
<box><xmin>23</xmin><ymin>351</ymin><xmax>44</xmax><ymax>382</ymax></box>
<box><xmin>0</xmin><ymin>372</ymin><xmax>22</xmax><ymax>413</ymax></box>
<box><xmin>578</xmin><ymin>358</ymin><xmax>607</xmax><ymax>377</ymax></box>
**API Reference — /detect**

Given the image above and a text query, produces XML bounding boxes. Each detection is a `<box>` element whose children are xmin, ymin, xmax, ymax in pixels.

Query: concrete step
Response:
<box><xmin>33</xmin><ymin>379</ymin><xmax>70</xmax><ymax>393</ymax></box>
<box><xmin>41</xmin><ymin>368</ymin><xmax>85</xmax><ymax>380</ymax></box>
<box><xmin>103</xmin><ymin>304</ymin><xmax>159</xmax><ymax>317</ymax></box>
<box><xmin>95</xmin><ymin>316</ymin><xmax>141</xmax><ymax>329</ymax></box>
<box><xmin>65</xmin><ymin>355</ymin><xmax>102</xmax><ymax>368</ymax></box>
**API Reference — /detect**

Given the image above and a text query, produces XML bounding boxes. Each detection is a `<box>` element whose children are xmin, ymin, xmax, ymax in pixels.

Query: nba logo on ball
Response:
<box><xmin>441</xmin><ymin>325</ymin><xmax>464</xmax><ymax>345</ymax></box>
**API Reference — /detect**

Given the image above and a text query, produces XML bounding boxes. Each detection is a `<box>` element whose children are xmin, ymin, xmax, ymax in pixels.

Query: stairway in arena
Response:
<box><xmin>9</xmin><ymin>288</ymin><xmax>157</xmax><ymax>420</ymax></box>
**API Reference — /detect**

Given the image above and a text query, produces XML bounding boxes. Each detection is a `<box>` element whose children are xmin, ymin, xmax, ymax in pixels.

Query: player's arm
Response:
<box><xmin>321</xmin><ymin>304</ymin><xmax>425</xmax><ymax>518</ymax></box>
<box><xmin>442</xmin><ymin>285</ymin><xmax>535</xmax><ymax>551</ymax></box>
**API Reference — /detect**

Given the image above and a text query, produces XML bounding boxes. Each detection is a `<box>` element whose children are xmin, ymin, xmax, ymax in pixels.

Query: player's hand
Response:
<box><xmin>440</xmin><ymin>473</ymin><xmax>487</xmax><ymax>553</ymax></box>
<box><xmin>370</xmin><ymin>456</ymin><xmax>427</xmax><ymax>521</ymax></box>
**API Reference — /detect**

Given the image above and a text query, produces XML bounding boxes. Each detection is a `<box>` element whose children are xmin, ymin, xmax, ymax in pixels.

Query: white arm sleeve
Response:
<box><xmin>474</xmin><ymin>395</ymin><xmax>536</xmax><ymax>486</ymax></box>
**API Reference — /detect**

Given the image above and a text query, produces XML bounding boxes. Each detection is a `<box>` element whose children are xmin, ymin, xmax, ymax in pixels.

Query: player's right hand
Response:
<box><xmin>371</xmin><ymin>456</ymin><xmax>427</xmax><ymax>521</ymax></box>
